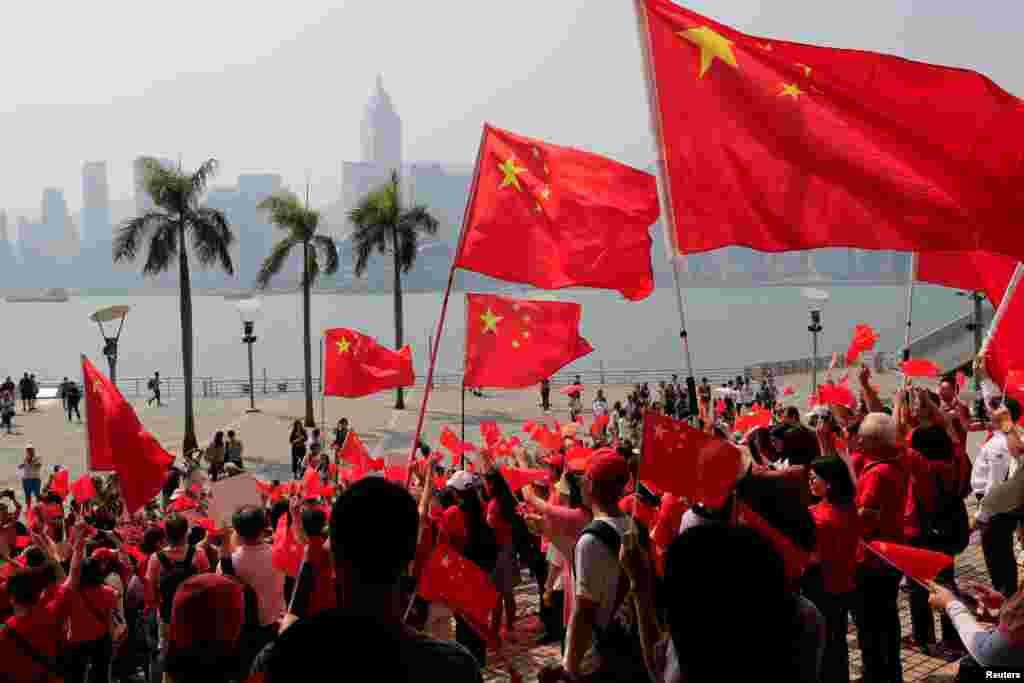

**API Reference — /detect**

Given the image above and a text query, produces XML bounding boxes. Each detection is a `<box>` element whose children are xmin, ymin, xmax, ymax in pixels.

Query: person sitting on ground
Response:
<box><xmin>204</xmin><ymin>432</ymin><xmax>227</xmax><ymax>482</ymax></box>
<box><xmin>225</xmin><ymin>431</ymin><xmax>244</xmax><ymax>469</ymax></box>
<box><xmin>253</xmin><ymin>478</ymin><xmax>483</xmax><ymax>683</ymax></box>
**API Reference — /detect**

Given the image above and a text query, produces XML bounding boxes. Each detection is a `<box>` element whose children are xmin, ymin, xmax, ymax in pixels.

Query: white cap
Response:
<box><xmin>447</xmin><ymin>470</ymin><xmax>478</xmax><ymax>492</ymax></box>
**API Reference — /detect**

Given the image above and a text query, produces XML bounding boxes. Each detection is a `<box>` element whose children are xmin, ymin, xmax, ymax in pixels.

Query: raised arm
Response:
<box><xmin>859</xmin><ymin>366</ymin><xmax>885</xmax><ymax>414</ymax></box>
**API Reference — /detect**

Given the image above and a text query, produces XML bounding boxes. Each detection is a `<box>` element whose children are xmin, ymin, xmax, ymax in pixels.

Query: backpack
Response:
<box><xmin>220</xmin><ymin>555</ymin><xmax>261</xmax><ymax>628</ymax></box>
<box><xmin>156</xmin><ymin>546</ymin><xmax>198</xmax><ymax>622</ymax></box>
<box><xmin>918</xmin><ymin>469</ymin><xmax>970</xmax><ymax>556</ymax></box>
<box><xmin>574</xmin><ymin>520</ymin><xmax>648</xmax><ymax>682</ymax></box>
<box><xmin>147</xmin><ymin>379</ymin><xmax>156</xmax><ymax>391</ymax></box>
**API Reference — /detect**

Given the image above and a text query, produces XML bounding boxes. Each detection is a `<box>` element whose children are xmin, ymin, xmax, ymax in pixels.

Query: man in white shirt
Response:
<box><xmin>974</xmin><ymin>399</ymin><xmax>1024</xmax><ymax>598</ymax></box>
<box><xmin>558</xmin><ymin>451</ymin><xmax>645</xmax><ymax>681</ymax></box>
<box><xmin>223</xmin><ymin>505</ymin><xmax>285</xmax><ymax>676</ymax></box>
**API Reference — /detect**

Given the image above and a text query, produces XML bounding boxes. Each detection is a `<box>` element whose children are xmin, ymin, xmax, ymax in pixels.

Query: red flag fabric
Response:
<box><xmin>641</xmin><ymin>411</ymin><xmax>741</xmax><ymax>507</ymax></box>
<box><xmin>867</xmin><ymin>541</ymin><xmax>953</xmax><ymax>583</ymax></box>
<box><xmin>440</xmin><ymin>427</ymin><xmax>476</xmax><ymax>457</ymax></box>
<box><xmin>901</xmin><ymin>359</ymin><xmax>943</xmax><ymax>378</ymax></box>
<box><xmin>418</xmin><ymin>543</ymin><xmax>500</xmax><ymax>641</ymax></box>
<box><xmin>323</xmin><ymin>328</ymin><xmax>415</xmax><ymax>398</ymax></box>
<box><xmin>463</xmin><ymin>293</ymin><xmax>593</xmax><ymax>390</ymax></box>
<box><xmin>917</xmin><ymin>252</ymin><xmax>1017</xmax><ymax>308</ymax></box>
<box><xmin>479</xmin><ymin>421</ymin><xmax>502</xmax><ymax>447</ymax></box>
<box><xmin>984</xmin><ymin>269</ymin><xmax>1024</xmax><ymax>390</ymax></box>
<box><xmin>338</xmin><ymin>432</ymin><xmax>371</xmax><ymax>470</ymax></box>
<box><xmin>956</xmin><ymin>371</ymin><xmax>967</xmax><ymax>393</ymax></box>
<box><xmin>70</xmin><ymin>475</ymin><xmax>97</xmax><ymax>502</ymax></box>
<box><xmin>817</xmin><ymin>381</ymin><xmax>857</xmax><ymax>410</ymax></box>
<box><xmin>737</xmin><ymin>502</ymin><xmax>811</xmax><ymax>582</ymax></box>
<box><xmin>385</xmin><ymin>465</ymin><xmax>408</xmax><ymax>484</ymax></box>
<box><xmin>638</xmin><ymin>0</ymin><xmax>1024</xmax><ymax>261</ymax></box>
<box><xmin>454</xmin><ymin>124</ymin><xmax>660</xmax><ymax>301</ymax></box>
<box><xmin>560</xmin><ymin>384</ymin><xmax>584</xmax><ymax>396</ymax></box>
<box><xmin>734</xmin><ymin>405</ymin><xmax>773</xmax><ymax>433</ymax></box>
<box><xmin>302</xmin><ymin>468</ymin><xmax>321</xmax><ymax>497</ymax></box>
<box><xmin>522</xmin><ymin>421</ymin><xmax>537</xmax><ymax>435</ymax></box>
<box><xmin>50</xmin><ymin>470</ymin><xmax>70</xmax><ymax>499</ymax></box>
<box><xmin>532</xmin><ymin>426</ymin><xmax>562</xmax><ymax>451</ymax></box>
<box><xmin>170</xmin><ymin>496</ymin><xmax>198</xmax><ymax>512</ymax></box>
<box><xmin>783</xmin><ymin>387</ymin><xmax>795</xmax><ymax>397</ymax></box>
<box><xmin>846</xmin><ymin>325</ymin><xmax>880</xmax><ymax>366</ymax></box>
<box><xmin>499</xmin><ymin>467</ymin><xmax>549</xmax><ymax>493</ymax></box>
<box><xmin>82</xmin><ymin>356</ymin><xmax>173</xmax><ymax>513</ymax></box>
<box><xmin>1006</xmin><ymin>370</ymin><xmax>1024</xmax><ymax>401</ymax></box>
<box><xmin>567</xmin><ymin>446</ymin><xmax>596</xmax><ymax>473</ymax></box>
<box><xmin>272</xmin><ymin>514</ymin><xmax>303</xmax><ymax>577</ymax></box>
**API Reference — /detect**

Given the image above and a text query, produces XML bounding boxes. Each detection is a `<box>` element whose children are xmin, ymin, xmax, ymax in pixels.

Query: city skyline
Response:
<box><xmin>1</xmin><ymin>1</ymin><xmax>1021</xmax><ymax>219</ymax></box>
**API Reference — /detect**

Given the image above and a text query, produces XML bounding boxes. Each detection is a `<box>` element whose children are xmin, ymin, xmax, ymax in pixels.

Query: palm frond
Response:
<box><xmin>190</xmin><ymin>207</ymin><xmax>235</xmax><ymax>275</ymax></box>
<box><xmin>142</xmin><ymin>224</ymin><xmax>180</xmax><ymax>276</ymax></box>
<box><xmin>305</xmin><ymin>243</ymin><xmax>321</xmax><ymax>285</ymax></box>
<box><xmin>397</xmin><ymin>228</ymin><xmax>419</xmax><ymax>273</ymax></box>
<box><xmin>353</xmin><ymin>238</ymin><xmax>376</xmax><ymax>278</ymax></box>
<box><xmin>312</xmin><ymin>234</ymin><xmax>339</xmax><ymax>276</ymax></box>
<box><xmin>256</xmin><ymin>236</ymin><xmax>299</xmax><ymax>289</ymax></box>
<box><xmin>259</xmin><ymin>192</ymin><xmax>316</xmax><ymax>240</ymax></box>
<box><xmin>400</xmin><ymin>205</ymin><xmax>440</xmax><ymax>237</ymax></box>
<box><xmin>140</xmin><ymin>159</ymin><xmax>190</xmax><ymax>214</ymax></box>
<box><xmin>190</xmin><ymin>159</ymin><xmax>219</xmax><ymax>198</ymax></box>
<box><xmin>113</xmin><ymin>211</ymin><xmax>172</xmax><ymax>264</ymax></box>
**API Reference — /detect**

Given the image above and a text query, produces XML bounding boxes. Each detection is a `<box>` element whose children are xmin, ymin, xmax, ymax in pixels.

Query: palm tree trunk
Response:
<box><xmin>179</xmin><ymin>220</ymin><xmax>198</xmax><ymax>455</ymax></box>
<box><xmin>302</xmin><ymin>240</ymin><xmax>315</xmax><ymax>427</ymax></box>
<box><xmin>392</xmin><ymin>225</ymin><xmax>405</xmax><ymax>410</ymax></box>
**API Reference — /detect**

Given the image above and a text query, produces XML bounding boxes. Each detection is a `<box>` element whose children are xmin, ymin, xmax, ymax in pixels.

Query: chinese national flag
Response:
<box><xmin>641</xmin><ymin>411</ymin><xmax>741</xmax><ymax>507</ymax></box>
<box><xmin>463</xmin><ymin>293</ymin><xmax>593</xmax><ymax>389</ymax></box>
<box><xmin>867</xmin><ymin>541</ymin><xmax>952</xmax><ymax>584</ymax></box>
<box><xmin>454</xmin><ymin>124</ymin><xmax>660</xmax><ymax>301</ymax></box>
<box><xmin>916</xmin><ymin>252</ymin><xmax>1017</xmax><ymax>308</ymax></box>
<box><xmin>70</xmin><ymin>475</ymin><xmax>97</xmax><ymax>502</ymax></box>
<box><xmin>418</xmin><ymin>542</ymin><xmax>500</xmax><ymax>641</ymax></box>
<box><xmin>638</xmin><ymin>0</ymin><xmax>1024</xmax><ymax>261</ymax></box>
<box><xmin>82</xmin><ymin>356</ymin><xmax>173</xmax><ymax>513</ymax></box>
<box><xmin>323</xmin><ymin>328</ymin><xmax>415</xmax><ymax>398</ymax></box>
<box><xmin>337</xmin><ymin>431</ymin><xmax>371</xmax><ymax>470</ymax></box>
<box><xmin>271</xmin><ymin>514</ymin><xmax>303</xmax><ymax>577</ymax></box>
<box><xmin>440</xmin><ymin>427</ymin><xmax>476</xmax><ymax>457</ymax></box>
<box><xmin>50</xmin><ymin>470</ymin><xmax>70</xmax><ymax>499</ymax></box>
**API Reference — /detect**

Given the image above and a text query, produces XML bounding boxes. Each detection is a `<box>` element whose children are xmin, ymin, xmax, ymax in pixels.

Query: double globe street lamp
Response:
<box><xmin>802</xmin><ymin>288</ymin><xmax>829</xmax><ymax>397</ymax></box>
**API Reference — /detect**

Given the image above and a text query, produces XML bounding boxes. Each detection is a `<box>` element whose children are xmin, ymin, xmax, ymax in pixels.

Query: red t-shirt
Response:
<box><xmin>0</xmin><ymin>595</ymin><xmax>67</xmax><ymax>683</ymax></box>
<box><xmin>486</xmin><ymin>499</ymin><xmax>514</xmax><ymax>547</ymax></box>
<box><xmin>902</xmin><ymin>449</ymin><xmax>959</xmax><ymax>539</ymax></box>
<box><xmin>810</xmin><ymin>502</ymin><xmax>861</xmax><ymax>594</ymax></box>
<box><xmin>440</xmin><ymin>507</ymin><xmax>468</xmax><ymax>554</ymax></box>
<box><xmin>57</xmin><ymin>583</ymin><xmax>118</xmax><ymax>643</ymax></box>
<box><xmin>855</xmin><ymin>455</ymin><xmax>908</xmax><ymax>567</ymax></box>
<box><xmin>305</xmin><ymin>537</ymin><xmax>336</xmax><ymax>618</ymax></box>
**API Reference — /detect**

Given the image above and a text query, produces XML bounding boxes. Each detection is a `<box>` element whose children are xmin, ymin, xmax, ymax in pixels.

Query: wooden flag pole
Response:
<box><xmin>405</xmin><ymin>126</ymin><xmax>488</xmax><ymax>481</ymax></box>
<box><xmin>633</xmin><ymin>0</ymin><xmax>699</xmax><ymax>418</ymax></box>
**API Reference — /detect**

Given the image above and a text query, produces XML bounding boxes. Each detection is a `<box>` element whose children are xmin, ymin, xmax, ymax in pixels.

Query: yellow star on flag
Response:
<box><xmin>779</xmin><ymin>83</ymin><xmax>804</xmax><ymax>99</ymax></box>
<box><xmin>481</xmin><ymin>308</ymin><xmax>503</xmax><ymax>334</ymax></box>
<box><xmin>337</xmin><ymin>337</ymin><xmax>351</xmax><ymax>354</ymax></box>
<box><xmin>679</xmin><ymin>26</ymin><xmax>739</xmax><ymax>78</ymax></box>
<box><xmin>93</xmin><ymin>380</ymin><xmax>105</xmax><ymax>394</ymax></box>
<box><xmin>498</xmin><ymin>157</ymin><xmax>526</xmax><ymax>192</ymax></box>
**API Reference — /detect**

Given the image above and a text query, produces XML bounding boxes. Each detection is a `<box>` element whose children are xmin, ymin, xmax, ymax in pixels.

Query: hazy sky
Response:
<box><xmin>2</xmin><ymin>0</ymin><xmax>1021</xmax><ymax>229</ymax></box>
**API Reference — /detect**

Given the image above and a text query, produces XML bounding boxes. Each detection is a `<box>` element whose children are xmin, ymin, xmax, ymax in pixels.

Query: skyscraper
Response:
<box><xmin>360</xmin><ymin>74</ymin><xmax>402</xmax><ymax>172</ymax></box>
<box><xmin>81</xmin><ymin>161</ymin><xmax>111</xmax><ymax>245</ymax></box>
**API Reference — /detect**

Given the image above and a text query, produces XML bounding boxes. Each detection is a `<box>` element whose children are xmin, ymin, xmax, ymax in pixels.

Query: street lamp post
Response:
<box><xmin>802</xmin><ymin>288</ymin><xmax>829</xmax><ymax>397</ymax></box>
<box><xmin>236</xmin><ymin>298</ymin><xmax>262</xmax><ymax>413</ymax></box>
<box><xmin>959</xmin><ymin>290</ymin><xmax>987</xmax><ymax>419</ymax></box>
<box><xmin>89</xmin><ymin>305</ymin><xmax>131</xmax><ymax>385</ymax></box>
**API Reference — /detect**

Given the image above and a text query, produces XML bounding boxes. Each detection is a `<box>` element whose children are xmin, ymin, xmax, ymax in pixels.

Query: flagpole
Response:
<box><xmin>405</xmin><ymin>125</ymin><xmax>489</xmax><ymax>478</ymax></box>
<box><xmin>319</xmin><ymin>334</ymin><xmax>326</xmax><ymax>433</ymax></box>
<box><xmin>903</xmin><ymin>253</ymin><xmax>917</xmax><ymax>363</ymax></box>
<box><xmin>632</xmin><ymin>0</ymin><xmax>698</xmax><ymax>418</ymax></box>
<box><xmin>81</xmin><ymin>354</ymin><xmax>92</xmax><ymax>472</ymax></box>
<box><xmin>461</xmin><ymin>382</ymin><xmax>467</xmax><ymax>472</ymax></box>
<box><xmin>977</xmin><ymin>263</ymin><xmax>1024</xmax><ymax>390</ymax></box>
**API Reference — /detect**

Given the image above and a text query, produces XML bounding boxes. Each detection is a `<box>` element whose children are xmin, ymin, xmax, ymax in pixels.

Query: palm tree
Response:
<box><xmin>113</xmin><ymin>158</ymin><xmax>235</xmax><ymax>455</ymax></box>
<box><xmin>348</xmin><ymin>171</ymin><xmax>439</xmax><ymax>410</ymax></box>
<box><xmin>256</xmin><ymin>192</ymin><xmax>338</xmax><ymax>427</ymax></box>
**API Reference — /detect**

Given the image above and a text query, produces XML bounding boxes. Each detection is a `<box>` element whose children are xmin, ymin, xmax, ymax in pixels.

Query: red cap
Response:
<box><xmin>169</xmin><ymin>575</ymin><xmax>244</xmax><ymax>651</ymax></box>
<box><xmin>91</xmin><ymin>548</ymin><xmax>118</xmax><ymax>563</ymax></box>
<box><xmin>584</xmin><ymin>450</ymin><xmax>630</xmax><ymax>487</ymax></box>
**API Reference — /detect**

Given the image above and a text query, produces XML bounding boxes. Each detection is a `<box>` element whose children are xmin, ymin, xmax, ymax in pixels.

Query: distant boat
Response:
<box><xmin>222</xmin><ymin>292</ymin><xmax>256</xmax><ymax>301</ymax></box>
<box><xmin>5</xmin><ymin>288</ymin><xmax>70</xmax><ymax>303</ymax></box>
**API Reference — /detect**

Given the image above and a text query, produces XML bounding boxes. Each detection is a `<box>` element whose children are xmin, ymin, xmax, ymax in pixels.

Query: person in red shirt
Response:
<box><xmin>804</xmin><ymin>455</ymin><xmax>860</xmax><ymax>683</ymax></box>
<box><xmin>483</xmin><ymin>470</ymin><xmax>522</xmax><ymax>642</ymax></box>
<box><xmin>847</xmin><ymin>412</ymin><xmax>909</xmax><ymax>683</ymax></box>
<box><xmin>0</xmin><ymin>565</ymin><xmax>68</xmax><ymax>683</ymax></box>
<box><xmin>61</xmin><ymin>522</ymin><xmax>120</xmax><ymax>683</ymax></box>
<box><xmin>163</xmin><ymin>574</ymin><xmax>245</xmax><ymax>683</ymax></box>
<box><xmin>290</xmin><ymin>506</ymin><xmax>336</xmax><ymax>619</ymax></box>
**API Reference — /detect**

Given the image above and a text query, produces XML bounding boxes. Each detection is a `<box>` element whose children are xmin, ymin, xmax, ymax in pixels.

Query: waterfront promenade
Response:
<box><xmin>0</xmin><ymin>370</ymin><xmax>984</xmax><ymax>680</ymax></box>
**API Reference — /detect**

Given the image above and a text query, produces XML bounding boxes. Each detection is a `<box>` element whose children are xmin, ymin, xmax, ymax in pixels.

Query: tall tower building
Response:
<box><xmin>82</xmin><ymin>161</ymin><xmax>111</xmax><ymax>245</ymax></box>
<box><xmin>360</xmin><ymin>75</ymin><xmax>402</xmax><ymax>173</ymax></box>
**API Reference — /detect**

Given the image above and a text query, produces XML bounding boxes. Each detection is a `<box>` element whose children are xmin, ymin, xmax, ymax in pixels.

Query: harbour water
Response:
<box><xmin>0</xmin><ymin>284</ymin><xmax>971</xmax><ymax>381</ymax></box>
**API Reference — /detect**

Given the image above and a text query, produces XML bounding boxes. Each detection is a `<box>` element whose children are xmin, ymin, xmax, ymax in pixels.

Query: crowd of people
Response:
<box><xmin>0</xmin><ymin>365</ymin><xmax>1018</xmax><ymax>682</ymax></box>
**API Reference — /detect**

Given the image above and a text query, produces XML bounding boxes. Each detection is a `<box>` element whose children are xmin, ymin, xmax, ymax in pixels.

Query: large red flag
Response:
<box><xmin>70</xmin><ymin>475</ymin><xmax>97</xmax><ymax>502</ymax></box>
<box><xmin>82</xmin><ymin>357</ymin><xmax>173</xmax><ymax>513</ymax></box>
<box><xmin>337</xmin><ymin>431</ymin><xmax>371</xmax><ymax>470</ymax></box>
<box><xmin>463</xmin><ymin>293</ymin><xmax>593</xmax><ymax>390</ymax></box>
<box><xmin>638</xmin><ymin>0</ymin><xmax>1024</xmax><ymax>261</ymax></box>
<box><xmin>418</xmin><ymin>542</ymin><xmax>499</xmax><ymax>640</ymax></box>
<box><xmin>323</xmin><ymin>328</ymin><xmax>415</xmax><ymax>398</ymax></box>
<box><xmin>983</xmin><ymin>266</ymin><xmax>1024</xmax><ymax>389</ymax></box>
<box><xmin>640</xmin><ymin>411</ymin><xmax>741</xmax><ymax>507</ymax></box>
<box><xmin>916</xmin><ymin>252</ymin><xmax>1017</xmax><ymax>308</ymax></box>
<box><xmin>454</xmin><ymin>124</ymin><xmax>660</xmax><ymax>301</ymax></box>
